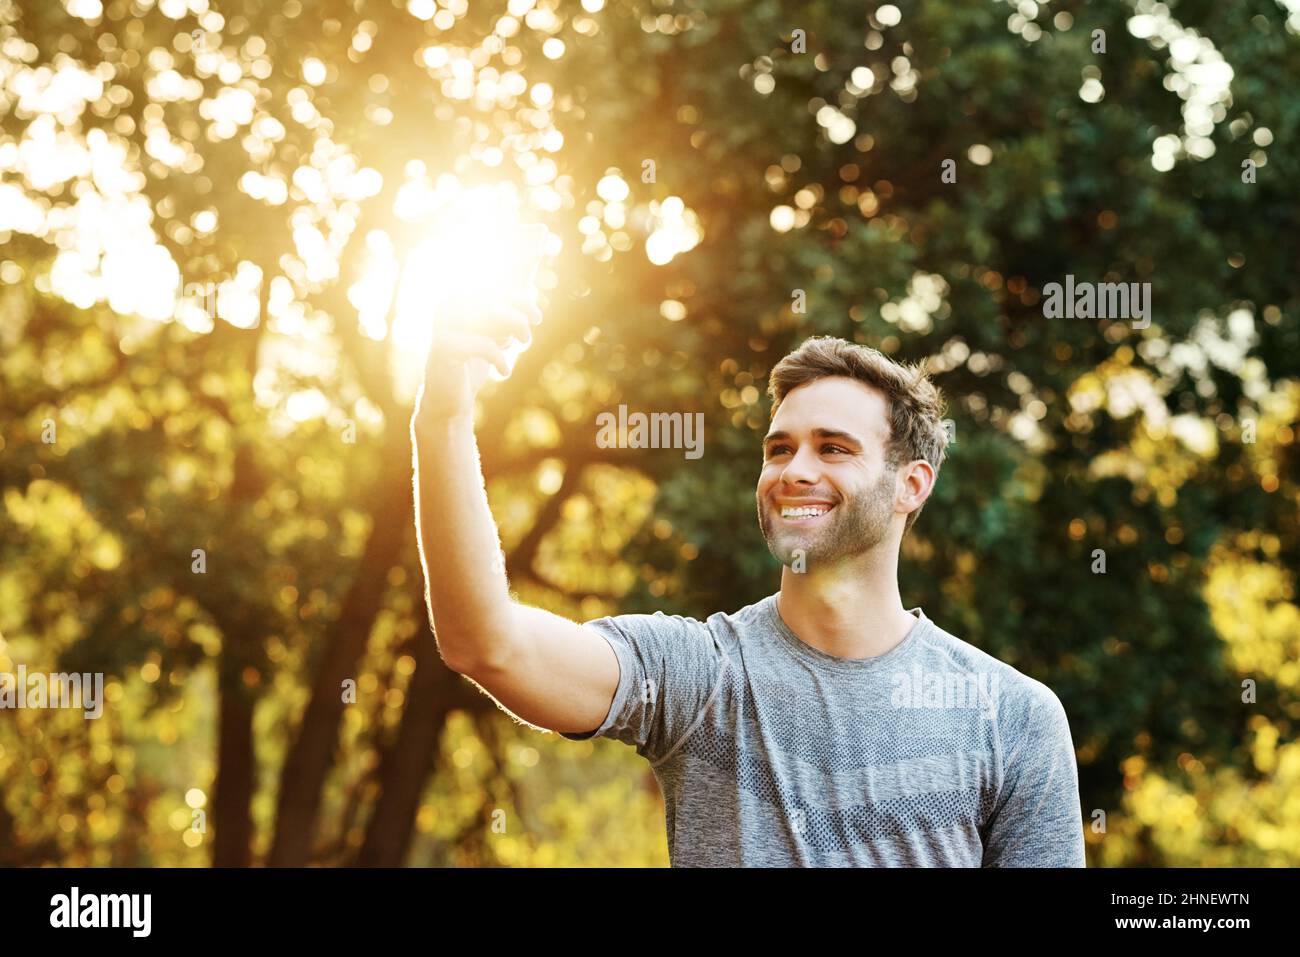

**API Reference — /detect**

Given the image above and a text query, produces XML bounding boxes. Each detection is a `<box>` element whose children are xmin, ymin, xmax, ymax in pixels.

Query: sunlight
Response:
<box><xmin>353</xmin><ymin>181</ymin><xmax>551</xmax><ymax>400</ymax></box>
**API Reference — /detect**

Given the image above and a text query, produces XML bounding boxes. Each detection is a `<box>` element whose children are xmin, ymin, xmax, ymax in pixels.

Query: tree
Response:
<box><xmin>1</xmin><ymin>0</ymin><xmax>1296</xmax><ymax>866</ymax></box>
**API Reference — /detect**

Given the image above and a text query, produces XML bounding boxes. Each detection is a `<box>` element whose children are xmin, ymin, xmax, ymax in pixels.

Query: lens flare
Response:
<box><xmin>360</xmin><ymin>182</ymin><xmax>550</xmax><ymax>398</ymax></box>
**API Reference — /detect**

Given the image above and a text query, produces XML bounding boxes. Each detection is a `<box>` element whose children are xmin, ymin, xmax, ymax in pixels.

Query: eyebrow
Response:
<box><xmin>762</xmin><ymin>428</ymin><xmax>864</xmax><ymax>448</ymax></box>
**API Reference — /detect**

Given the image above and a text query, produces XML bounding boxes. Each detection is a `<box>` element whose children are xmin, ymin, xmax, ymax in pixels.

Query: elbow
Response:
<box><xmin>433</xmin><ymin>607</ymin><xmax>519</xmax><ymax>679</ymax></box>
<box><xmin>438</xmin><ymin>644</ymin><xmax>474</xmax><ymax>677</ymax></box>
<box><xmin>435</xmin><ymin>634</ymin><xmax>488</xmax><ymax>677</ymax></box>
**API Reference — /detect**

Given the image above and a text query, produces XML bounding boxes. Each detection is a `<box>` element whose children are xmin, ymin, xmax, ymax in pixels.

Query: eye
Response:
<box><xmin>767</xmin><ymin>443</ymin><xmax>851</xmax><ymax>457</ymax></box>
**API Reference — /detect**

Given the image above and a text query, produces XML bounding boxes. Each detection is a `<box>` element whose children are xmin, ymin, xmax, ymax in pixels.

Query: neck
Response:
<box><xmin>776</xmin><ymin>544</ymin><xmax>916</xmax><ymax>660</ymax></box>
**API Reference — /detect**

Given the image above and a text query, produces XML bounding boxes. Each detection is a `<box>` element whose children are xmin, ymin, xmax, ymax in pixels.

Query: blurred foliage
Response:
<box><xmin>0</xmin><ymin>0</ymin><xmax>1298</xmax><ymax>866</ymax></box>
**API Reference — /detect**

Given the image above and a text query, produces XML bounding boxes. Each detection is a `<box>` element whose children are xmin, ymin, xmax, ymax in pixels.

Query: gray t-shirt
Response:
<box><xmin>561</xmin><ymin>593</ymin><xmax>1085</xmax><ymax>867</ymax></box>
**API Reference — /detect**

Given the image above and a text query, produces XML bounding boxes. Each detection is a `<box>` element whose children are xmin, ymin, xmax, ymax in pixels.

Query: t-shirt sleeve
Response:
<box><xmin>981</xmin><ymin>683</ymin><xmax>1086</xmax><ymax>867</ymax></box>
<box><xmin>558</xmin><ymin>610</ymin><xmax>729</xmax><ymax>766</ymax></box>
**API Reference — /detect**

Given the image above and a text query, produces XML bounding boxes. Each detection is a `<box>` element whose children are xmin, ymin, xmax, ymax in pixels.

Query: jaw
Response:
<box><xmin>764</xmin><ymin>508</ymin><xmax>835</xmax><ymax>566</ymax></box>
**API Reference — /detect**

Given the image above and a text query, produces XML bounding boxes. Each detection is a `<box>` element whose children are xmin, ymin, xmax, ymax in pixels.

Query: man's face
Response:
<box><xmin>756</xmin><ymin>377</ymin><xmax>900</xmax><ymax>569</ymax></box>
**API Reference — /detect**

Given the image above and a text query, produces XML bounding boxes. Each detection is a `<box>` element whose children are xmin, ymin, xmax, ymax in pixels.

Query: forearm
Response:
<box><xmin>410</xmin><ymin>408</ymin><xmax>515</xmax><ymax>672</ymax></box>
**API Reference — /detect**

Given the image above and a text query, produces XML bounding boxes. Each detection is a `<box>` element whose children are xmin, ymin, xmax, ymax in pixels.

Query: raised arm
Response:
<box><xmin>410</xmin><ymin>298</ymin><xmax>619</xmax><ymax>737</ymax></box>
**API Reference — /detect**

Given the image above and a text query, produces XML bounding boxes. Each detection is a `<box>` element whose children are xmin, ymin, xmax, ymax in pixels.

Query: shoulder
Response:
<box><xmin>583</xmin><ymin>603</ymin><xmax>742</xmax><ymax>660</ymax></box>
<box><xmin>915</xmin><ymin>617</ymin><xmax>1071</xmax><ymax>731</ymax></box>
<box><xmin>585</xmin><ymin>607</ymin><xmax>708</xmax><ymax>640</ymax></box>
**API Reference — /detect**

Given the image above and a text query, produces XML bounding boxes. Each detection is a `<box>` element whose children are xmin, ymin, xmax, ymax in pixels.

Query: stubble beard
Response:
<box><xmin>758</xmin><ymin>466</ymin><xmax>897</xmax><ymax>569</ymax></box>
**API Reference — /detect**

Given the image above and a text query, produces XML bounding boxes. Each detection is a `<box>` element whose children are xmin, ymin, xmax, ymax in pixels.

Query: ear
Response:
<box><xmin>896</xmin><ymin>459</ymin><xmax>936</xmax><ymax>517</ymax></box>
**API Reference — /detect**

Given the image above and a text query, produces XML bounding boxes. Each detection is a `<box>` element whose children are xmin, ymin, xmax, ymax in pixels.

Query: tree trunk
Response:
<box><xmin>210</xmin><ymin>435</ymin><xmax>267</xmax><ymax>868</ymax></box>
<box><xmin>267</xmin><ymin>427</ymin><xmax>413</xmax><ymax>866</ymax></box>
<box><xmin>213</xmin><ymin>667</ymin><xmax>254</xmax><ymax>866</ymax></box>
<box><xmin>356</xmin><ymin>615</ymin><xmax>488</xmax><ymax>866</ymax></box>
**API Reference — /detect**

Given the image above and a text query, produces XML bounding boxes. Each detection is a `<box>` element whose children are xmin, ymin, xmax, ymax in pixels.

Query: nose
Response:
<box><xmin>778</xmin><ymin>444</ymin><xmax>822</xmax><ymax>487</ymax></box>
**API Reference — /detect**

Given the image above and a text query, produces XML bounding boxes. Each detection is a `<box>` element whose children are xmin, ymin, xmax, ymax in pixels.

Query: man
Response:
<box><xmin>412</xmin><ymin>294</ymin><xmax>1086</xmax><ymax>867</ymax></box>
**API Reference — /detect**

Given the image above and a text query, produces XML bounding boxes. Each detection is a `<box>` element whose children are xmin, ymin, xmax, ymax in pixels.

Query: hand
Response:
<box><xmin>414</xmin><ymin>291</ymin><xmax>543</xmax><ymax>423</ymax></box>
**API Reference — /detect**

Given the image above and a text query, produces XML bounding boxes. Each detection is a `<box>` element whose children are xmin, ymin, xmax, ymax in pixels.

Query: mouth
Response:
<box><xmin>775</xmin><ymin>502</ymin><xmax>836</xmax><ymax>525</ymax></box>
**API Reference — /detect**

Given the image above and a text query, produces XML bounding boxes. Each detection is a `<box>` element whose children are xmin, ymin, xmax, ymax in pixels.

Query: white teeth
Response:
<box><xmin>781</xmin><ymin>505</ymin><xmax>830</xmax><ymax>518</ymax></box>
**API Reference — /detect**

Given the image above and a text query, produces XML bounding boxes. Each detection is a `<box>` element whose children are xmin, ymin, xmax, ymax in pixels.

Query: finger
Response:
<box><xmin>518</xmin><ymin>299</ymin><xmax>543</xmax><ymax>327</ymax></box>
<box><xmin>441</xmin><ymin>304</ymin><xmax>534</xmax><ymax>342</ymax></box>
<box><xmin>476</xmin><ymin>307</ymin><xmax>534</xmax><ymax>344</ymax></box>
<box><xmin>501</xmin><ymin>282</ymin><xmax>541</xmax><ymax>313</ymax></box>
<box><xmin>494</xmin><ymin>326</ymin><xmax>531</xmax><ymax>353</ymax></box>
<box><xmin>431</xmin><ymin>331</ymin><xmax>510</xmax><ymax>378</ymax></box>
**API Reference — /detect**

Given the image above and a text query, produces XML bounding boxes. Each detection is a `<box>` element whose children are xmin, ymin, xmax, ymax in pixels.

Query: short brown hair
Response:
<box><xmin>766</xmin><ymin>336</ymin><xmax>949</xmax><ymax>532</ymax></box>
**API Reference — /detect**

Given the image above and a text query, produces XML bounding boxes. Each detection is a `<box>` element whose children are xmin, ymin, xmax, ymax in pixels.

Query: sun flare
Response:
<box><xmin>349</xmin><ymin>180</ymin><xmax>552</xmax><ymax>398</ymax></box>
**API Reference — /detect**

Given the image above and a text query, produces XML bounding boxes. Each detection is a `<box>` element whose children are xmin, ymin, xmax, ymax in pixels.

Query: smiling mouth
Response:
<box><xmin>777</xmin><ymin>503</ymin><xmax>835</xmax><ymax>523</ymax></box>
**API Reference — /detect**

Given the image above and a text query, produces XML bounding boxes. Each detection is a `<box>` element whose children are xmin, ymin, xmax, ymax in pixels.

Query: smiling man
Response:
<box><xmin>413</xmin><ymin>317</ymin><xmax>1086</xmax><ymax>867</ymax></box>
